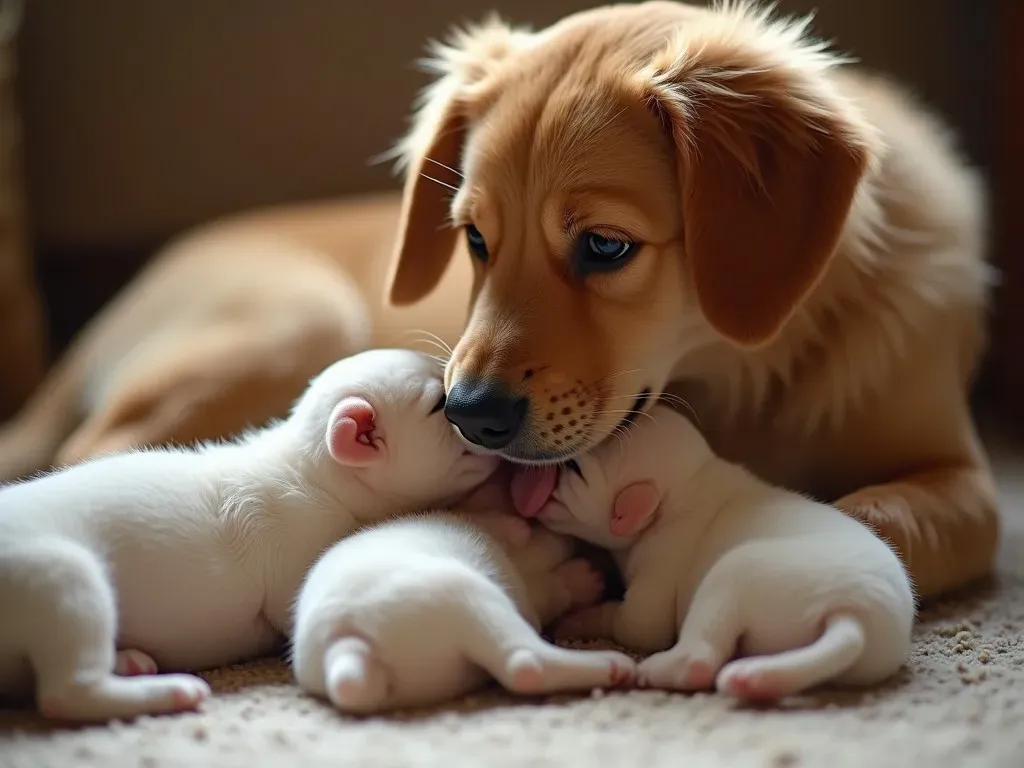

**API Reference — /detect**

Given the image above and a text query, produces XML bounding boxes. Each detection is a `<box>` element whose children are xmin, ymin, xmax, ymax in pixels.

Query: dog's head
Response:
<box><xmin>386</xmin><ymin>1</ymin><xmax>879</xmax><ymax>464</ymax></box>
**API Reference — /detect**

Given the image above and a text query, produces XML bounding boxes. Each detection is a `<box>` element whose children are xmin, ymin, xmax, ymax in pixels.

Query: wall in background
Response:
<box><xmin>18</xmin><ymin>0</ymin><xmax>996</xmax><ymax>251</ymax></box>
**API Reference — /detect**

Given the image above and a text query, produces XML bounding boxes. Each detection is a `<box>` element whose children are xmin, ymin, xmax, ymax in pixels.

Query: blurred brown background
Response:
<box><xmin>5</xmin><ymin>0</ymin><xmax>1020</xmax><ymax>428</ymax></box>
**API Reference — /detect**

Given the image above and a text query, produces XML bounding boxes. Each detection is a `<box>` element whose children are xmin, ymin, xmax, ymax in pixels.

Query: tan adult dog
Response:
<box><xmin>0</xmin><ymin>1</ymin><xmax>997</xmax><ymax>600</ymax></box>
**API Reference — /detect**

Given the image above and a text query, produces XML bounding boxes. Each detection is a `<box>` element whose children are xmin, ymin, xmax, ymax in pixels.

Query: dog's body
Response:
<box><xmin>292</xmin><ymin>510</ymin><xmax>635</xmax><ymax>713</ymax></box>
<box><xmin>525</xmin><ymin>404</ymin><xmax>915</xmax><ymax>699</ymax></box>
<box><xmin>0</xmin><ymin>349</ymin><xmax>497</xmax><ymax>722</ymax></box>
<box><xmin>0</xmin><ymin>2</ymin><xmax>998</xmax><ymax>598</ymax></box>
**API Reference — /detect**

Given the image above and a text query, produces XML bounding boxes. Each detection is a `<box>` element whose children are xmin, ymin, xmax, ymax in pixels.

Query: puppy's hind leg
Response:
<box><xmin>716</xmin><ymin>613</ymin><xmax>866</xmax><ymax>700</ymax></box>
<box><xmin>1</xmin><ymin>540</ymin><xmax>209</xmax><ymax>722</ymax></box>
<box><xmin>461</xmin><ymin>586</ymin><xmax>636</xmax><ymax>696</ymax></box>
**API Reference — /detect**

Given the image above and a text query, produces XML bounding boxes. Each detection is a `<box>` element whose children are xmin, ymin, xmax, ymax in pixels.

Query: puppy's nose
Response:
<box><xmin>444</xmin><ymin>380</ymin><xmax>527</xmax><ymax>450</ymax></box>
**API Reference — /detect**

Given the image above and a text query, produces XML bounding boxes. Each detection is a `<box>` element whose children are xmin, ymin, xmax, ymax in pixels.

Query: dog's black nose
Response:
<box><xmin>444</xmin><ymin>380</ymin><xmax>527</xmax><ymax>450</ymax></box>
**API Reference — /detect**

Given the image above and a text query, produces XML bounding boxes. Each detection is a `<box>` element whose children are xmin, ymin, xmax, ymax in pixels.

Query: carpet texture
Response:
<box><xmin>2</xmin><ymin>436</ymin><xmax>1022</xmax><ymax>768</ymax></box>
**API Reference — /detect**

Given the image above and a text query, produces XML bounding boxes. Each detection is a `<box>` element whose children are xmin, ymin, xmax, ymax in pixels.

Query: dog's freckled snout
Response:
<box><xmin>444</xmin><ymin>380</ymin><xmax>527</xmax><ymax>450</ymax></box>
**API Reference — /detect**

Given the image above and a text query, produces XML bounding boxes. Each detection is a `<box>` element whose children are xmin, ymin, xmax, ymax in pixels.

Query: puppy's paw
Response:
<box><xmin>554</xmin><ymin>559</ymin><xmax>605</xmax><ymax>608</ymax></box>
<box><xmin>468</xmin><ymin>509</ymin><xmax>534</xmax><ymax>550</ymax></box>
<box><xmin>114</xmin><ymin>649</ymin><xmax>159</xmax><ymax>677</ymax></box>
<box><xmin>716</xmin><ymin>659</ymin><xmax>790</xmax><ymax>701</ymax></box>
<box><xmin>637</xmin><ymin>645</ymin><xmax>720</xmax><ymax>691</ymax></box>
<box><xmin>552</xmin><ymin>603</ymin><xmax>616</xmax><ymax>641</ymax></box>
<box><xmin>604</xmin><ymin>652</ymin><xmax>639</xmax><ymax>689</ymax></box>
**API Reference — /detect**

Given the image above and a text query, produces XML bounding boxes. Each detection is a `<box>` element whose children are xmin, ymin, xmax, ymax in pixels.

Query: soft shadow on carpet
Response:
<box><xmin>2</xmin><ymin>436</ymin><xmax>1022</xmax><ymax>768</ymax></box>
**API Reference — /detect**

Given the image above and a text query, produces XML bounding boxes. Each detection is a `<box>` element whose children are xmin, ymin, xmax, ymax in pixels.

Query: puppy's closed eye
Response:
<box><xmin>566</xmin><ymin>459</ymin><xmax>584</xmax><ymax>480</ymax></box>
<box><xmin>430</xmin><ymin>392</ymin><xmax>447</xmax><ymax>414</ymax></box>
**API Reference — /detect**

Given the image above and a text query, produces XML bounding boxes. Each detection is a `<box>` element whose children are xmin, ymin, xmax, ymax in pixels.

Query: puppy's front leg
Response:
<box><xmin>637</xmin><ymin>560</ymin><xmax>743</xmax><ymax>692</ymax></box>
<box><xmin>555</xmin><ymin>581</ymin><xmax>677</xmax><ymax>655</ymax></box>
<box><xmin>836</xmin><ymin>463</ymin><xmax>998</xmax><ymax>600</ymax></box>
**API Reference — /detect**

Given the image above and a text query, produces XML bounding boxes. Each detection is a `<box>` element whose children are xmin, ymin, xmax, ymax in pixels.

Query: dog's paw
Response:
<box><xmin>835</xmin><ymin>486</ymin><xmax>914</xmax><ymax>557</ymax></box>
<box><xmin>637</xmin><ymin>645</ymin><xmax>720</xmax><ymax>691</ymax></box>
<box><xmin>554</xmin><ymin>559</ymin><xmax>605</xmax><ymax>608</ymax></box>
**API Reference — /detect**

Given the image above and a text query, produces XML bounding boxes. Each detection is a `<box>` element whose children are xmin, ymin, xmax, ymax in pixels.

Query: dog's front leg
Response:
<box><xmin>835</xmin><ymin>463</ymin><xmax>999</xmax><ymax>600</ymax></box>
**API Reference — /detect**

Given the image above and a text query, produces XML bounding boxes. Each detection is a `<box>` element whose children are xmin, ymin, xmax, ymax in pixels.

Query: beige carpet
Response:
<box><xmin>3</xmin><ymin>435</ymin><xmax>1023</xmax><ymax>768</ymax></box>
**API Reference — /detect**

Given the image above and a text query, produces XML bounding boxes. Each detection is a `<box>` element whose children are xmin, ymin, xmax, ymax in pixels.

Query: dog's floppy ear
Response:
<box><xmin>634</xmin><ymin>9</ymin><xmax>880</xmax><ymax>347</ymax></box>
<box><xmin>386</xmin><ymin>16</ymin><xmax>529</xmax><ymax>307</ymax></box>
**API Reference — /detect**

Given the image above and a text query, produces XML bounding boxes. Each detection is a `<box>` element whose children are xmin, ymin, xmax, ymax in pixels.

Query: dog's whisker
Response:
<box><xmin>419</xmin><ymin>173</ymin><xmax>460</xmax><ymax>193</ymax></box>
<box><xmin>655</xmin><ymin>393</ymin><xmax>702</xmax><ymax>426</ymax></box>
<box><xmin>412</xmin><ymin>339</ymin><xmax>451</xmax><ymax>357</ymax></box>
<box><xmin>408</xmin><ymin>331</ymin><xmax>455</xmax><ymax>357</ymax></box>
<box><xmin>403</xmin><ymin>330</ymin><xmax>456</xmax><ymax>360</ymax></box>
<box><xmin>594</xmin><ymin>408</ymin><xmax>657</xmax><ymax>426</ymax></box>
<box><xmin>604</xmin><ymin>390</ymin><xmax>701</xmax><ymax>426</ymax></box>
<box><xmin>424</xmin><ymin>156</ymin><xmax>465</xmax><ymax>178</ymax></box>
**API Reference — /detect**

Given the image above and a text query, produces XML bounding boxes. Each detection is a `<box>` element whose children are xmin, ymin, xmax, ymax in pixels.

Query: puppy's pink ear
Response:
<box><xmin>610</xmin><ymin>482</ymin><xmax>661</xmax><ymax>537</ymax></box>
<box><xmin>326</xmin><ymin>397</ymin><xmax>384</xmax><ymax>467</ymax></box>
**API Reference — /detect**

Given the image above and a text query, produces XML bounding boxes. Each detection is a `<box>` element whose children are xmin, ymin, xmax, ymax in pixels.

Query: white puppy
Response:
<box><xmin>514</xmin><ymin>404</ymin><xmax>916</xmax><ymax>700</ymax></box>
<box><xmin>291</xmin><ymin>509</ymin><xmax>636</xmax><ymax>714</ymax></box>
<box><xmin>0</xmin><ymin>349</ymin><xmax>498</xmax><ymax>722</ymax></box>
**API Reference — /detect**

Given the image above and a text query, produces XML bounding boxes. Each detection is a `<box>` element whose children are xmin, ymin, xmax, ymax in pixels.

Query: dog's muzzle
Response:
<box><xmin>444</xmin><ymin>379</ymin><xmax>528</xmax><ymax>450</ymax></box>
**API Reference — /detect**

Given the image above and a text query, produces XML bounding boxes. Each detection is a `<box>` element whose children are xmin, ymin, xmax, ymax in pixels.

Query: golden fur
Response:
<box><xmin>0</xmin><ymin>1</ymin><xmax>998</xmax><ymax>599</ymax></box>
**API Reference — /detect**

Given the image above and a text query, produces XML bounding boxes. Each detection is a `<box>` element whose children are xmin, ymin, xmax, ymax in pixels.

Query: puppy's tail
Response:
<box><xmin>717</xmin><ymin>613</ymin><xmax>866</xmax><ymax>698</ymax></box>
<box><xmin>322</xmin><ymin>637</ymin><xmax>392</xmax><ymax>713</ymax></box>
<box><xmin>460</xmin><ymin>586</ymin><xmax>635</xmax><ymax>695</ymax></box>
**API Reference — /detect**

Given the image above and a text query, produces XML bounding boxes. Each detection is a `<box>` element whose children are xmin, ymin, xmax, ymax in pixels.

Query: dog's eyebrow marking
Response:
<box><xmin>425</xmin><ymin>156</ymin><xmax>464</xmax><ymax>179</ymax></box>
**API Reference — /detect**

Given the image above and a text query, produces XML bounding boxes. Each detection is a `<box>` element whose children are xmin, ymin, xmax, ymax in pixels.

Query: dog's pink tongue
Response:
<box><xmin>510</xmin><ymin>466</ymin><xmax>558</xmax><ymax>518</ymax></box>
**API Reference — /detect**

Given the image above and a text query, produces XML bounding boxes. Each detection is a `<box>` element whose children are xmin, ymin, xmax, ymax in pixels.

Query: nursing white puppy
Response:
<box><xmin>291</xmin><ymin>506</ymin><xmax>636</xmax><ymax>714</ymax></box>
<box><xmin>0</xmin><ymin>349</ymin><xmax>497</xmax><ymax>722</ymax></box>
<box><xmin>515</xmin><ymin>404</ymin><xmax>915</xmax><ymax>700</ymax></box>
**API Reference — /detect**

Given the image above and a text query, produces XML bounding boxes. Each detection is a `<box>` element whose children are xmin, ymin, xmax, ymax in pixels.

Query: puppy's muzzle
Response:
<box><xmin>444</xmin><ymin>380</ymin><xmax>527</xmax><ymax>450</ymax></box>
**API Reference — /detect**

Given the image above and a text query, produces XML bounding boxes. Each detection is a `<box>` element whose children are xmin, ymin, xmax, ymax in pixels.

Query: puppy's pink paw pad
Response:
<box><xmin>169</xmin><ymin>678</ymin><xmax>211</xmax><ymax>710</ymax></box>
<box><xmin>607</xmin><ymin>658</ymin><xmax>638</xmax><ymax>688</ymax></box>
<box><xmin>638</xmin><ymin>650</ymin><xmax>720</xmax><ymax>692</ymax></box>
<box><xmin>115</xmin><ymin>649</ymin><xmax>158</xmax><ymax>677</ymax></box>
<box><xmin>38</xmin><ymin>697</ymin><xmax>65</xmax><ymax>720</ymax></box>
<box><xmin>718</xmin><ymin>667</ymin><xmax>786</xmax><ymax>701</ymax></box>
<box><xmin>555</xmin><ymin>559</ymin><xmax>605</xmax><ymax>607</ymax></box>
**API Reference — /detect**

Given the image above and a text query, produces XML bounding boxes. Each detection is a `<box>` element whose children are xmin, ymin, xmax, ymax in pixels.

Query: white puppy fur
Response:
<box><xmin>522</xmin><ymin>404</ymin><xmax>916</xmax><ymax>700</ymax></box>
<box><xmin>291</xmin><ymin>508</ymin><xmax>637</xmax><ymax>714</ymax></box>
<box><xmin>0</xmin><ymin>349</ymin><xmax>498</xmax><ymax>722</ymax></box>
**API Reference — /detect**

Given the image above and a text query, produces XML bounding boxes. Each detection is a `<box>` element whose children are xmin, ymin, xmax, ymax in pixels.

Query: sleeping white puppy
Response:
<box><xmin>0</xmin><ymin>349</ymin><xmax>498</xmax><ymax>722</ymax></box>
<box><xmin>513</xmin><ymin>404</ymin><xmax>916</xmax><ymax>700</ymax></box>
<box><xmin>291</xmin><ymin>508</ymin><xmax>636</xmax><ymax>714</ymax></box>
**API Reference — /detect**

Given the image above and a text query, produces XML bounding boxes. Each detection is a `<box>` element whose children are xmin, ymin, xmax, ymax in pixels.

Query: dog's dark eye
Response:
<box><xmin>430</xmin><ymin>392</ymin><xmax>447</xmax><ymax>414</ymax></box>
<box><xmin>465</xmin><ymin>224</ymin><xmax>489</xmax><ymax>262</ymax></box>
<box><xmin>574</xmin><ymin>232</ymin><xmax>638</xmax><ymax>276</ymax></box>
